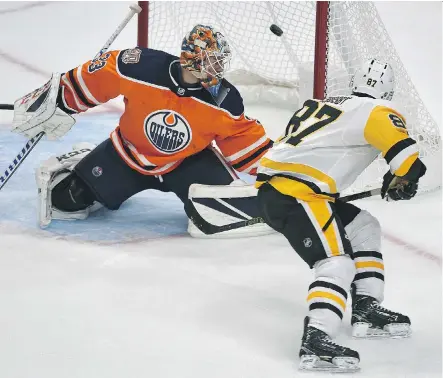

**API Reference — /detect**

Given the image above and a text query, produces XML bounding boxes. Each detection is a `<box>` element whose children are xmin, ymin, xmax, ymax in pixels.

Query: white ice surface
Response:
<box><xmin>0</xmin><ymin>2</ymin><xmax>442</xmax><ymax>378</ymax></box>
<box><xmin>0</xmin><ymin>192</ymin><xmax>441</xmax><ymax>378</ymax></box>
<box><xmin>0</xmin><ymin>105</ymin><xmax>441</xmax><ymax>378</ymax></box>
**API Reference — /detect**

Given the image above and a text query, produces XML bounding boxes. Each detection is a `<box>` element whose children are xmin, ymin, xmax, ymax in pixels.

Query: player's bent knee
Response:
<box><xmin>52</xmin><ymin>172</ymin><xmax>96</xmax><ymax>212</ymax></box>
<box><xmin>345</xmin><ymin>209</ymin><xmax>381</xmax><ymax>252</ymax></box>
<box><xmin>314</xmin><ymin>255</ymin><xmax>356</xmax><ymax>289</ymax></box>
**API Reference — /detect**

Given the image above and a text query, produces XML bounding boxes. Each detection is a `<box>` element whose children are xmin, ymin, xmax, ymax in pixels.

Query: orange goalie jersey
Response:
<box><xmin>59</xmin><ymin>48</ymin><xmax>273</xmax><ymax>176</ymax></box>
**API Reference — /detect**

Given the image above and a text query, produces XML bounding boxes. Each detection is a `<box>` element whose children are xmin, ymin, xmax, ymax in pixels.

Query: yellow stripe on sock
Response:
<box><xmin>307</xmin><ymin>291</ymin><xmax>346</xmax><ymax>311</ymax></box>
<box><xmin>355</xmin><ymin>261</ymin><xmax>385</xmax><ymax>270</ymax></box>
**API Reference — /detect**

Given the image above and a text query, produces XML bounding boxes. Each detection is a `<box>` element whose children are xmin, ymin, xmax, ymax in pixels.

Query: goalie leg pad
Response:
<box><xmin>160</xmin><ymin>147</ymin><xmax>271</xmax><ymax>238</ymax></box>
<box><xmin>36</xmin><ymin>142</ymin><xmax>102</xmax><ymax>228</ymax></box>
<box><xmin>186</xmin><ymin>182</ymin><xmax>274</xmax><ymax>238</ymax></box>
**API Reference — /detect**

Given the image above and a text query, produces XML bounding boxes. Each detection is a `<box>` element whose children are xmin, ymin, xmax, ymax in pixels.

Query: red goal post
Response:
<box><xmin>135</xmin><ymin>1</ymin><xmax>441</xmax><ymax>194</ymax></box>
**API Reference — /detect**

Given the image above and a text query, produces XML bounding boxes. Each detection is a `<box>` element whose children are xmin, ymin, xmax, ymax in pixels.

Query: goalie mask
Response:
<box><xmin>180</xmin><ymin>24</ymin><xmax>232</xmax><ymax>92</ymax></box>
<box><xmin>350</xmin><ymin>59</ymin><xmax>395</xmax><ymax>101</ymax></box>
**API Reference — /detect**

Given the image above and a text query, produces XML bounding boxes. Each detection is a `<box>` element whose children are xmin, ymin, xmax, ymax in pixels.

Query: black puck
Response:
<box><xmin>270</xmin><ymin>24</ymin><xmax>283</xmax><ymax>36</ymax></box>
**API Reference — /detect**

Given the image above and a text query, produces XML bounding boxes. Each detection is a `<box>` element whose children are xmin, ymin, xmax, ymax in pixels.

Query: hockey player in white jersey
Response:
<box><xmin>255</xmin><ymin>59</ymin><xmax>427</xmax><ymax>372</ymax></box>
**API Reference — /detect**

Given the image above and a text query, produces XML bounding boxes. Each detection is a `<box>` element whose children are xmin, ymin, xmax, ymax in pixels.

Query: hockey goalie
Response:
<box><xmin>11</xmin><ymin>24</ymin><xmax>273</xmax><ymax>237</ymax></box>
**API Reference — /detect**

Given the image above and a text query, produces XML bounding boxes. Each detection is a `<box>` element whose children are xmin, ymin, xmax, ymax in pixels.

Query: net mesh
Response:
<box><xmin>146</xmin><ymin>1</ymin><xmax>441</xmax><ymax>193</ymax></box>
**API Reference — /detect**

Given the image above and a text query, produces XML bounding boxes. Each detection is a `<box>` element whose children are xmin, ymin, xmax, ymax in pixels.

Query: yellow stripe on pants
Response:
<box><xmin>306</xmin><ymin>200</ymin><xmax>341</xmax><ymax>257</ymax></box>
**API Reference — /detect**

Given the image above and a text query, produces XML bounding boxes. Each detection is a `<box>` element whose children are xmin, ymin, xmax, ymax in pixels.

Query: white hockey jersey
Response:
<box><xmin>256</xmin><ymin>95</ymin><xmax>419</xmax><ymax>201</ymax></box>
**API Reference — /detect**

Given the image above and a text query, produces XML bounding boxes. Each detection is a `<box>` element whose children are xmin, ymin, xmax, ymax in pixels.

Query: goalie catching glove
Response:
<box><xmin>11</xmin><ymin>73</ymin><xmax>76</xmax><ymax>140</ymax></box>
<box><xmin>381</xmin><ymin>159</ymin><xmax>427</xmax><ymax>201</ymax></box>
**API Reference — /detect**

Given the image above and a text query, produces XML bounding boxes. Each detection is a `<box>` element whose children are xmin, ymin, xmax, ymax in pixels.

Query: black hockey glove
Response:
<box><xmin>381</xmin><ymin>171</ymin><xmax>418</xmax><ymax>201</ymax></box>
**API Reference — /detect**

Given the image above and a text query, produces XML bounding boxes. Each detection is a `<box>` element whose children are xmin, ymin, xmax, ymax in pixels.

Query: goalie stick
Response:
<box><xmin>0</xmin><ymin>104</ymin><xmax>43</xmax><ymax>189</ymax></box>
<box><xmin>0</xmin><ymin>3</ymin><xmax>142</xmax><ymax>192</ymax></box>
<box><xmin>186</xmin><ymin>187</ymin><xmax>382</xmax><ymax>235</ymax></box>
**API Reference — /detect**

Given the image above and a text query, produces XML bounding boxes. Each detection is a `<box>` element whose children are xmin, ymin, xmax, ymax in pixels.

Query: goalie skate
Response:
<box><xmin>352</xmin><ymin>295</ymin><xmax>412</xmax><ymax>339</ymax></box>
<box><xmin>299</xmin><ymin>317</ymin><xmax>360</xmax><ymax>373</ymax></box>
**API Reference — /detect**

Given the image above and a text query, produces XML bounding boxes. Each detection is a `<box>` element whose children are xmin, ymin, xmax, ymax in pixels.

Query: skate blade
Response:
<box><xmin>352</xmin><ymin>322</ymin><xmax>412</xmax><ymax>339</ymax></box>
<box><xmin>299</xmin><ymin>355</ymin><xmax>360</xmax><ymax>373</ymax></box>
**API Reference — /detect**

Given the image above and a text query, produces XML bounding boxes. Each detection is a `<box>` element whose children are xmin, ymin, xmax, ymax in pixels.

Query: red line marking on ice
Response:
<box><xmin>383</xmin><ymin>232</ymin><xmax>441</xmax><ymax>266</ymax></box>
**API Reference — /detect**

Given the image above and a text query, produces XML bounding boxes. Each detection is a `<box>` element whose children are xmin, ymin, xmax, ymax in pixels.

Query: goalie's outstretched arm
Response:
<box><xmin>11</xmin><ymin>51</ymin><xmax>122</xmax><ymax>141</ymax></box>
<box><xmin>58</xmin><ymin>51</ymin><xmax>122</xmax><ymax>114</ymax></box>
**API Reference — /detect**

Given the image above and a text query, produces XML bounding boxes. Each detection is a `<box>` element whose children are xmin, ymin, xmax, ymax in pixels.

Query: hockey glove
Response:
<box><xmin>11</xmin><ymin>73</ymin><xmax>75</xmax><ymax>140</ymax></box>
<box><xmin>381</xmin><ymin>171</ymin><xmax>418</xmax><ymax>201</ymax></box>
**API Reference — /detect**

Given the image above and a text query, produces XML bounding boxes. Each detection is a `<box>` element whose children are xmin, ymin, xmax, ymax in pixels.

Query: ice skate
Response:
<box><xmin>299</xmin><ymin>317</ymin><xmax>360</xmax><ymax>372</ymax></box>
<box><xmin>352</xmin><ymin>294</ymin><xmax>411</xmax><ymax>339</ymax></box>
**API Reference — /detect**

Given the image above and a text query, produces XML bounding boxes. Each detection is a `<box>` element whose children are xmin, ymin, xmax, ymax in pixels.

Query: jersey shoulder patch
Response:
<box><xmin>117</xmin><ymin>48</ymin><xmax>177</xmax><ymax>86</ymax></box>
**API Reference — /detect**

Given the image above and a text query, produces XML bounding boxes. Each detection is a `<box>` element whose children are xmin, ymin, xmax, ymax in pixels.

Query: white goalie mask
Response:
<box><xmin>180</xmin><ymin>24</ymin><xmax>232</xmax><ymax>90</ymax></box>
<box><xmin>350</xmin><ymin>59</ymin><xmax>395</xmax><ymax>100</ymax></box>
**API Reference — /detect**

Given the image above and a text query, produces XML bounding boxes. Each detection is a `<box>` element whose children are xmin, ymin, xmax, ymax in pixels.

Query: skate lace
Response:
<box><xmin>318</xmin><ymin>334</ymin><xmax>348</xmax><ymax>351</ymax></box>
<box><xmin>372</xmin><ymin>301</ymin><xmax>396</xmax><ymax>315</ymax></box>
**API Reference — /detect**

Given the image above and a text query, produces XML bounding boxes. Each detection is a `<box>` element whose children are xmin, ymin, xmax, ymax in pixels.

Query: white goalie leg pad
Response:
<box><xmin>308</xmin><ymin>255</ymin><xmax>355</xmax><ymax>337</ymax></box>
<box><xmin>345</xmin><ymin>210</ymin><xmax>384</xmax><ymax>302</ymax></box>
<box><xmin>187</xmin><ymin>182</ymin><xmax>275</xmax><ymax>238</ymax></box>
<box><xmin>36</xmin><ymin>142</ymin><xmax>102</xmax><ymax>228</ymax></box>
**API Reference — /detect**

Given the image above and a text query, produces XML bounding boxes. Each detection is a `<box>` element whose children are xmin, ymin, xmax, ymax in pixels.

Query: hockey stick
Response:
<box><xmin>340</xmin><ymin>188</ymin><xmax>381</xmax><ymax>203</ymax></box>
<box><xmin>186</xmin><ymin>187</ymin><xmax>382</xmax><ymax>235</ymax></box>
<box><xmin>0</xmin><ymin>3</ymin><xmax>142</xmax><ymax>191</ymax></box>
<box><xmin>0</xmin><ymin>104</ymin><xmax>43</xmax><ymax>188</ymax></box>
<box><xmin>185</xmin><ymin>199</ymin><xmax>265</xmax><ymax>235</ymax></box>
<box><xmin>0</xmin><ymin>134</ymin><xmax>45</xmax><ymax>189</ymax></box>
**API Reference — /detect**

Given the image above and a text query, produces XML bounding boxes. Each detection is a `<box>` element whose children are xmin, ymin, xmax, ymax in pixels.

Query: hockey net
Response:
<box><xmin>141</xmin><ymin>1</ymin><xmax>441</xmax><ymax>195</ymax></box>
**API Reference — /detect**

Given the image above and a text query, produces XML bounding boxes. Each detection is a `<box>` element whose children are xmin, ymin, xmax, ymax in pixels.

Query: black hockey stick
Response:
<box><xmin>340</xmin><ymin>188</ymin><xmax>381</xmax><ymax>203</ymax></box>
<box><xmin>185</xmin><ymin>200</ymin><xmax>265</xmax><ymax>235</ymax></box>
<box><xmin>0</xmin><ymin>104</ymin><xmax>14</xmax><ymax>110</ymax></box>
<box><xmin>186</xmin><ymin>187</ymin><xmax>382</xmax><ymax>235</ymax></box>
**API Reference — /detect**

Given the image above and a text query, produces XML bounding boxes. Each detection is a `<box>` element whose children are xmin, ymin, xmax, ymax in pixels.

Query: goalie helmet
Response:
<box><xmin>180</xmin><ymin>24</ymin><xmax>232</xmax><ymax>91</ymax></box>
<box><xmin>350</xmin><ymin>59</ymin><xmax>395</xmax><ymax>100</ymax></box>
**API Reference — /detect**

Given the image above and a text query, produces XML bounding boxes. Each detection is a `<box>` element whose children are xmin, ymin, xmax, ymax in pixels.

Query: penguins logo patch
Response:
<box><xmin>144</xmin><ymin>110</ymin><xmax>192</xmax><ymax>154</ymax></box>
